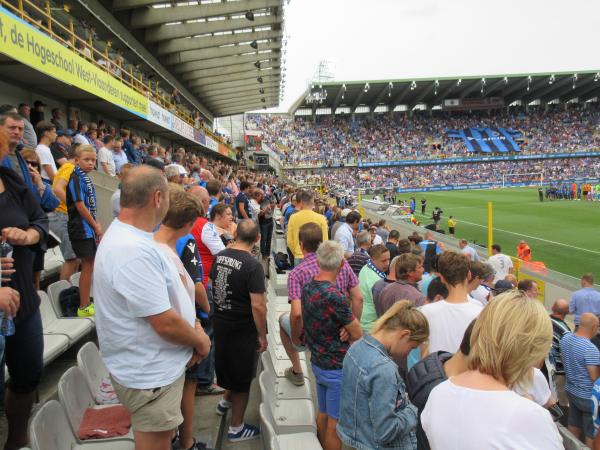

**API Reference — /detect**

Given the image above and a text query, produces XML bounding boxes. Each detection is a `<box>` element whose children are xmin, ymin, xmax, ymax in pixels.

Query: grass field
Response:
<box><xmin>367</xmin><ymin>188</ymin><xmax>600</xmax><ymax>278</ymax></box>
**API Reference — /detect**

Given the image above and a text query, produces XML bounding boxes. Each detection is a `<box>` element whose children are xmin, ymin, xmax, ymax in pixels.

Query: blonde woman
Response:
<box><xmin>337</xmin><ymin>300</ymin><xmax>428</xmax><ymax>450</ymax></box>
<box><xmin>421</xmin><ymin>291</ymin><xmax>562</xmax><ymax>449</ymax></box>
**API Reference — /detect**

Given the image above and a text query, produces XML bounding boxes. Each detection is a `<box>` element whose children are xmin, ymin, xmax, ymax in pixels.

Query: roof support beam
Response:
<box><xmin>192</xmin><ymin>76</ymin><xmax>279</xmax><ymax>93</ymax></box>
<box><xmin>529</xmin><ymin>76</ymin><xmax>574</xmax><ymax>103</ymax></box>
<box><xmin>210</xmin><ymin>98</ymin><xmax>278</xmax><ymax>112</ymax></box>
<box><xmin>146</xmin><ymin>15</ymin><xmax>281</xmax><ymax>43</ymax></box>
<box><xmin>157</xmin><ymin>29</ymin><xmax>281</xmax><ymax>55</ymax></box>
<box><xmin>173</xmin><ymin>53</ymin><xmax>279</xmax><ymax>74</ymax></box>
<box><xmin>181</xmin><ymin>61</ymin><xmax>278</xmax><ymax>81</ymax></box>
<box><xmin>165</xmin><ymin>41</ymin><xmax>280</xmax><ymax>65</ymax></box>
<box><xmin>216</xmin><ymin>102</ymin><xmax>278</xmax><ymax>116</ymax></box>
<box><xmin>432</xmin><ymin>82</ymin><xmax>456</xmax><ymax>104</ymax></box>
<box><xmin>201</xmin><ymin>87</ymin><xmax>279</xmax><ymax>103</ymax></box>
<box><xmin>500</xmin><ymin>77</ymin><xmax>530</xmax><ymax>99</ymax></box>
<box><xmin>369</xmin><ymin>84</ymin><xmax>391</xmax><ymax>112</ymax></box>
<box><xmin>330</xmin><ymin>85</ymin><xmax>345</xmax><ymax>113</ymax></box>
<box><xmin>389</xmin><ymin>84</ymin><xmax>412</xmax><ymax>111</ymax></box>
<box><xmin>559</xmin><ymin>78</ymin><xmax>597</xmax><ymax>102</ymax></box>
<box><xmin>458</xmin><ymin>79</ymin><xmax>482</xmax><ymax>99</ymax></box>
<box><xmin>481</xmin><ymin>78</ymin><xmax>506</xmax><ymax>97</ymax></box>
<box><xmin>350</xmin><ymin>87</ymin><xmax>367</xmax><ymax>113</ymax></box>
<box><xmin>188</xmin><ymin>70</ymin><xmax>280</xmax><ymax>88</ymax></box>
<box><xmin>198</xmin><ymin>82</ymin><xmax>279</xmax><ymax>100</ymax></box>
<box><xmin>206</xmin><ymin>92</ymin><xmax>277</xmax><ymax>106</ymax></box>
<box><xmin>131</xmin><ymin>0</ymin><xmax>280</xmax><ymax>28</ymax></box>
<box><xmin>408</xmin><ymin>81</ymin><xmax>436</xmax><ymax>110</ymax></box>
<box><xmin>506</xmin><ymin>78</ymin><xmax>547</xmax><ymax>104</ymax></box>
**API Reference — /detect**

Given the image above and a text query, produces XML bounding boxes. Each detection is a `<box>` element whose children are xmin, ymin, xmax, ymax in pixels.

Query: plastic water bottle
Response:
<box><xmin>0</xmin><ymin>240</ymin><xmax>15</xmax><ymax>336</ymax></box>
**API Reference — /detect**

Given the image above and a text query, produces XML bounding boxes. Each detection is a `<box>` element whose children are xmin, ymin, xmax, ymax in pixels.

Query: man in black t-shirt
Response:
<box><xmin>209</xmin><ymin>219</ymin><xmax>266</xmax><ymax>442</ymax></box>
<box><xmin>385</xmin><ymin>229</ymin><xmax>401</xmax><ymax>260</ymax></box>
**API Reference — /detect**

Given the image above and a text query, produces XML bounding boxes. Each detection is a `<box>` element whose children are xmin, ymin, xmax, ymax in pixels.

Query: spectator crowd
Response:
<box><xmin>2</xmin><ymin>99</ymin><xmax>600</xmax><ymax>450</ymax></box>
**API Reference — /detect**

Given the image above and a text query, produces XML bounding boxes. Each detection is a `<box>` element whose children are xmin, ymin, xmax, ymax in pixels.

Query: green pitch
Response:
<box><xmin>367</xmin><ymin>188</ymin><xmax>600</xmax><ymax>278</ymax></box>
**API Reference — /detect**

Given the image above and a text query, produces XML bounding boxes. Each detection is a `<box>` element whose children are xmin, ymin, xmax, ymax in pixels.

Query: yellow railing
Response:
<box><xmin>0</xmin><ymin>0</ymin><xmax>233</xmax><ymax>151</ymax></box>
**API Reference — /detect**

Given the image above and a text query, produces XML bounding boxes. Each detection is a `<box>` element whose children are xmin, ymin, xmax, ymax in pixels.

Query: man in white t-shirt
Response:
<box><xmin>458</xmin><ymin>239</ymin><xmax>480</xmax><ymax>262</ymax></box>
<box><xmin>94</xmin><ymin>166</ymin><xmax>210</xmax><ymax>448</ymax></box>
<box><xmin>98</xmin><ymin>135</ymin><xmax>116</xmax><ymax>177</ymax></box>
<box><xmin>166</xmin><ymin>153</ymin><xmax>188</xmax><ymax>176</ymax></box>
<box><xmin>421</xmin><ymin>251</ymin><xmax>483</xmax><ymax>355</ymax></box>
<box><xmin>34</xmin><ymin>121</ymin><xmax>58</xmax><ymax>182</ymax></box>
<box><xmin>487</xmin><ymin>244</ymin><xmax>514</xmax><ymax>283</ymax></box>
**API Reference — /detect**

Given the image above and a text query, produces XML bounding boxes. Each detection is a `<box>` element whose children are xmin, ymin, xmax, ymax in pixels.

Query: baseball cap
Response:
<box><xmin>341</xmin><ymin>208</ymin><xmax>352</xmax><ymax>218</ymax></box>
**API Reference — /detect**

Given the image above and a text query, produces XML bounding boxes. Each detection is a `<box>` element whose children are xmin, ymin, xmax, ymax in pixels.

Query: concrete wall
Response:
<box><xmin>89</xmin><ymin>171</ymin><xmax>119</xmax><ymax>231</ymax></box>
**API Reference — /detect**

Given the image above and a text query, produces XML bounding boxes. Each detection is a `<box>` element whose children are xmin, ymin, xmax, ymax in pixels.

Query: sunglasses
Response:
<box><xmin>26</xmin><ymin>160</ymin><xmax>39</xmax><ymax>168</ymax></box>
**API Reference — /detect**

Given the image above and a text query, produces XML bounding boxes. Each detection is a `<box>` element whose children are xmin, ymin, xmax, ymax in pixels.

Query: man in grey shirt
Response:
<box><xmin>18</xmin><ymin>103</ymin><xmax>37</xmax><ymax>147</ymax></box>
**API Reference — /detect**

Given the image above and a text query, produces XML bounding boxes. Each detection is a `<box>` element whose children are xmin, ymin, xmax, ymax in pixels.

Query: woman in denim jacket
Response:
<box><xmin>337</xmin><ymin>300</ymin><xmax>429</xmax><ymax>450</ymax></box>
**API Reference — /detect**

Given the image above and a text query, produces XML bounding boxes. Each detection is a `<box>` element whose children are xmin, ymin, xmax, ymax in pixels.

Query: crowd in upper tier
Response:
<box><xmin>286</xmin><ymin>157</ymin><xmax>600</xmax><ymax>190</ymax></box>
<box><xmin>245</xmin><ymin>104</ymin><xmax>600</xmax><ymax>167</ymax></box>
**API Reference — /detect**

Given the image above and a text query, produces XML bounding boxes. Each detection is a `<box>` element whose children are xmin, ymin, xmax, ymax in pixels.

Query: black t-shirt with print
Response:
<box><xmin>209</xmin><ymin>248</ymin><xmax>265</xmax><ymax>321</ymax></box>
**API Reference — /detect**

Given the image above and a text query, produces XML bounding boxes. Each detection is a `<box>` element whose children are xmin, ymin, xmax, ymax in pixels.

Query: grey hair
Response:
<box><xmin>316</xmin><ymin>240</ymin><xmax>345</xmax><ymax>272</ymax></box>
<box><xmin>357</xmin><ymin>230</ymin><xmax>371</xmax><ymax>246</ymax></box>
<box><xmin>165</xmin><ymin>165</ymin><xmax>180</xmax><ymax>179</ymax></box>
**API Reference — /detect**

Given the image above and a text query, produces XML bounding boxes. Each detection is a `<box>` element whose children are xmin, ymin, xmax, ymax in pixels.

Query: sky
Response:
<box><xmin>266</xmin><ymin>0</ymin><xmax>600</xmax><ymax>112</ymax></box>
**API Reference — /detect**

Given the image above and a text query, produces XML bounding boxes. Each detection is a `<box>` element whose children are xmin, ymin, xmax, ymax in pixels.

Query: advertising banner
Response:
<box><xmin>204</xmin><ymin>136</ymin><xmax>217</xmax><ymax>152</ymax></box>
<box><xmin>147</xmin><ymin>100</ymin><xmax>172</xmax><ymax>130</ymax></box>
<box><xmin>194</xmin><ymin>129</ymin><xmax>204</xmax><ymax>145</ymax></box>
<box><xmin>0</xmin><ymin>7</ymin><xmax>148</xmax><ymax>117</ymax></box>
<box><xmin>394</xmin><ymin>178</ymin><xmax>600</xmax><ymax>194</ymax></box>
<box><xmin>172</xmin><ymin>115</ymin><xmax>194</xmax><ymax>141</ymax></box>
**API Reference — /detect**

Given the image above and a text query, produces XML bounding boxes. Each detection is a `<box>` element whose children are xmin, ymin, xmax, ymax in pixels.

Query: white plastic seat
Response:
<box><xmin>259</xmin><ymin>368</ymin><xmax>312</xmax><ymax>401</ymax></box>
<box><xmin>260</xmin><ymin>391</ymin><xmax>316</xmax><ymax>435</ymax></box>
<box><xmin>273</xmin><ymin>433</ymin><xmax>322</xmax><ymax>450</ymax></box>
<box><xmin>43</xmin><ymin>334</ymin><xmax>70</xmax><ymax>366</ymax></box>
<box><xmin>42</xmin><ymin>247</ymin><xmax>64</xmax><ymax>282</ymax></box>
<box><xmin>58</xmin><ymin>367</ymin><xmax>134</xmax><ymax>443</ymax></box>
<box><xmin>77</xmin><ymin>342</ymin><xmax>110</xmax><ymax>400</ymax></box>
<box><xmin>70</xmin><ymin>272</ymin><xmax>81</xmax><ymax>287</ymax></box>
<box><xmin>267</xmin><ymin>332</ymin><xmax>304</xmax><ymax>361</ymax></box>
<box><xmin>46</xmin><ymin>279</ymin><xmax>72</xmax><ymax>317</ymax></box>
<box><xmin>38</xmin><ymin>291</ymin><xmax>93</xmax><ymax>344</ymax></box>
<box><xmin>261</xmin><ymin>351</ymin><xmax>308</xmax><ymax>380</ymax></box>
<box><xmin>30</xmin><ymin>400</ymin><xmax>134</xmax><ymax>450</ymax></box>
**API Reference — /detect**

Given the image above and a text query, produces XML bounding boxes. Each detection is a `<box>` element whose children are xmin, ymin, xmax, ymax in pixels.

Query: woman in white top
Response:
<box><xmin>422</xmin><ymin>291</ymin><xmax>563</xmax><ymax>450</ymax></box>
<box><xmin>154</xmin><ymin>188</ymin><xmax>211</xmax><ymax>450</ymax></box>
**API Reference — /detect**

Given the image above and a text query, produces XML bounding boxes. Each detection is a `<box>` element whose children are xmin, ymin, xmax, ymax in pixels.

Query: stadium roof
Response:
<box><xmin>73</xmin><ymin>0</ymin><xmax>285</xmax><ymax>118</ymax></box>
<box><xmin>289</xmin><ymin>70</ymin><xmax>600</xmax><ymax>115</ymax></box>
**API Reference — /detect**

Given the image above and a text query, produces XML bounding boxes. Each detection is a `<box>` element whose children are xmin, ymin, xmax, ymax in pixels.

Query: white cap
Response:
<box><xmin>341</xmin><ymin>208</ymin><xmax>352</xmax><ymax>217</ymax></box>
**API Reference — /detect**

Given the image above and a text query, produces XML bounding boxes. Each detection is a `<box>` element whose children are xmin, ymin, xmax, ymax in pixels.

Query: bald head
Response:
<box><xmin>579</xmin><ymin>313</ymin><xmax>600</xmax><ymax>338</ymax></box>
<box><xmin>188</xmin><ymin>185</ymin><xmax>210</xmax><ymax>213</ymax></box>
<box><xmin>236</xmin><ymin>219</ymin><xmax>259</xmax><ymax>245</ymax></box>
<box><xmin>551</xmin><ymin>299</ymin><xmax>569</xmax><ymax>318</ymax></box>
<box><xmin>120</xmin><ymin>165</ymin><xmax>167</xmax><ymax>209</ymax></box>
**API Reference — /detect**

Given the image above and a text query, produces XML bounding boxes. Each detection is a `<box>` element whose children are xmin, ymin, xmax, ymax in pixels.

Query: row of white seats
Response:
<box><xmin>259</xmin><ymin>280</ymin><xmax>322</xmax><ymax>450</ymax></box>
<box><xmin>29</xmin><ymin>342</ymin><xmax>134</xmax><ymax>450</ymax></box>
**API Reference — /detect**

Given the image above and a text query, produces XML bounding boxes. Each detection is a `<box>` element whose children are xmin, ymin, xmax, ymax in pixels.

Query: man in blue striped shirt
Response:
<box><xmin>561</xmin><ymin>313</ymin><xmax>600</xmax><ymax>447</ymax></box>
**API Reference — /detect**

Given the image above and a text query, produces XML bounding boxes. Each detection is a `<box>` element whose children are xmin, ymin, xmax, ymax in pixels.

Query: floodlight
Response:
<box><xmin>245</xmin><ymin>11</ymin><xmax>255</xmax><ymax>21</ymax></box>
<box><xmin>249</xmin><ymin>40</ymin><xmax>258</xmax><ymax>49</ymax></box>
<box><xmin>254</xmin><ymin>61</ymin><xmax>261</xmax><ymax>69</ymax></box>
<box><xmin>259</xmin><ymin>88</ymin><xmax>265</xmax><ymax>94</ymax></box>
<box><xmin>595</xmin><ymin>73</ymin><xmax>600</xmax><ymax>82</ymax></box>
<box><xmin>410</xmin><ymin>81</ymin><xmax>417</xmax><ymax>90</ymax></box>
<box><xmin>257</xmin><ymin>77</ymin><xmax>264</xmax><ymax>83</ymax></box>
<box><xmin>549</xmin><ymin>74</ymin><xmax>555</xmax><ymax>85</ymax></box>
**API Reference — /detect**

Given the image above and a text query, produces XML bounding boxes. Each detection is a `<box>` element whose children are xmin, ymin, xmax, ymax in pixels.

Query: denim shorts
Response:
<box><xmin>567</xmin><ymin>392</ymin><xmax>595</xmax><ymax>438</ymax></box>
<box><xmin>279</xmin><ymin>312</ymin><xmax>307</xmax><ymax>352</ymax></box>
<box><xmin>312</xmin><ymin>364</ymin><xmax>343</xmax><ymax>420</ymax></box>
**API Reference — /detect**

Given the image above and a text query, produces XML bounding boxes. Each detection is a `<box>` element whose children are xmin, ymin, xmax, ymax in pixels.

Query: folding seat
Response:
<box><xmin>57</xmin><ymin>367</ymin><xmax>134</xmax><ymax>443</ymax></box>
<box><xmin>29</xmin><ymin>400</ymin><xmax>134</xmax><ymax>450</ymax></box>
<box><xmin>38</xmin><ymin>291</ymin><xmax>93</xmax><ymax>344</ymax></box>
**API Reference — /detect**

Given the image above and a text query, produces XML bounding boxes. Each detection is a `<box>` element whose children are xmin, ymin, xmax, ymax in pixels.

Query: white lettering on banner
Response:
<box><xmin>147</xmin><ymin>101</ymin><xmax>172</xmax><ymax>130</ymax></box>
<box><xmin>172</xmin><ymin>116</ymin><xmax>194</xmax><ymax>140</ymax></box>
<box><xmin>204</xmin><ymin>136</ymin><xmax>217</xmax><ymax>151</ymax></box>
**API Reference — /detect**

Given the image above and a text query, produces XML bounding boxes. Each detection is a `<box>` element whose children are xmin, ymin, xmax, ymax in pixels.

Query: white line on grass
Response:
<box><xmin>414</xmin><ymin>213</ymin><xmax>600</xmax><ymax>256</ymax></box>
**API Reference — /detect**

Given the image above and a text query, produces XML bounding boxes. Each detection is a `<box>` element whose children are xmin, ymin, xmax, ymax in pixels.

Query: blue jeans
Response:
<box><xmin>187</xmin><ymin>289</ymin><xmax>215</xmax><ymax>386</ymax></box>
<box><xmin>259</xmin><ymin>220</ymin><xmax>274</xmax><ymax>257</ymax></box>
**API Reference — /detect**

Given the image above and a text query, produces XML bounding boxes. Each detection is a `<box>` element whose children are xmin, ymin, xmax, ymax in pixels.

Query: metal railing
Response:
<box><xmin>0</xmin><ymin>0</ymin><xmax>233</xmax><ymax>151</ymax></box>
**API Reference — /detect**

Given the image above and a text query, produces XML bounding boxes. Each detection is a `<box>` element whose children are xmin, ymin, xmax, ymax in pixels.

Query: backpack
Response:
<box><xmin>59</xmin><ymin>286</ymin><xmax>80</xmax><ymax>317</ymax></box>
<box><xmin>273</xmin><ymin>252</ymin><xmax>291</xmax><ymax>273</ymax></box>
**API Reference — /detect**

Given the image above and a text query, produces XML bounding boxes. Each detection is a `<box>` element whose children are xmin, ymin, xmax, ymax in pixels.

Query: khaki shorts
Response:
<box><xmin>111</xmin><ymin>373</ymin><xmax>185</xmax><ymax>432</ymax></box>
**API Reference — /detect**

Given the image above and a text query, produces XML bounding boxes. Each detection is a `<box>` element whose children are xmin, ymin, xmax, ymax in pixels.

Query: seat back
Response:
<box><xmin>30</xmin><ymin>400</ymin><xmax>76</xmax><ymax>450</ymax></box>
<box><xmin>46</xmin><ymin>280</ymin><xmax>72</xmax><ymax>317</ymax></box>
<box><xmin>77</xmin><ymin>341</ymin><xmax>109</xmax><ymax>395</ymax></box>
<box><xmin>37</xmin><ymin>291</ymin><xmax>57</xmax><ymax>328</ymax></box>
<box><xmin>57</xmin><ymin>366</ymin><xmax>94</xmax><ymax>434</ymax></box>
<box><xmin>259</xmin><ymin>403</ymin><xmax>276</xmax><ymax>450</ymax></box>
<box><xmin>70</xmin><ymin>272</ymin><xmax>81</xmax><ymax>287</ymax></box>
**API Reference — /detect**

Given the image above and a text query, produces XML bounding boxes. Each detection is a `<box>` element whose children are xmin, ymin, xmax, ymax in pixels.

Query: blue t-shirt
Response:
<box><xmin>235</xmin><ymin>191</ymin><xmax>249</xmax><ymax>218</ymax></box>
<box><xmin>208</xmin><ymin>197</ymin><xmax>218</xmax><ymax>215</ymax></box>
<box><xmin>561</xmin><ymin>332</ymin><xmax>600</xmax><ymax>399</ymax></box>
<box><xmin>592</xmin><ymin>379</ymin><xmax>600</xmax><ymax>429</ymax></box>
<box><xmin>66</xmin><ymin>166</ymin><xmax>97</xmax><ymax>241</ymax></box>
<box><xmin>570</xmin><ymin>287</ymin><xmax>600</xmax><ymax>325</ymax></box>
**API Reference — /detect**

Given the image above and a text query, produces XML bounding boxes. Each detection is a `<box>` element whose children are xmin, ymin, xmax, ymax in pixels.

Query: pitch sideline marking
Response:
<box><xmin>414</xmin><ymin>212</ymin><xmax>600</xmax><ymax>256</ymax></box>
